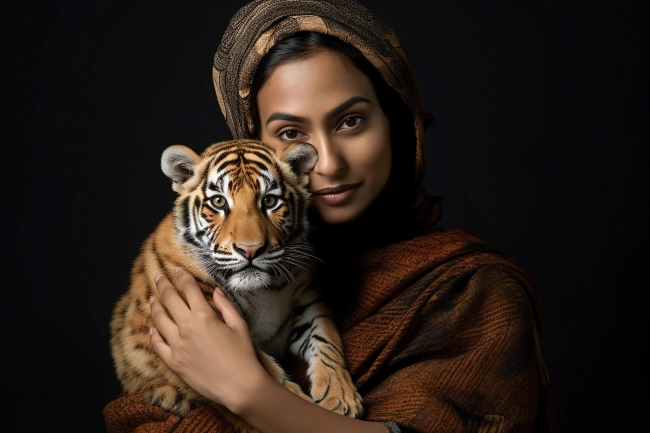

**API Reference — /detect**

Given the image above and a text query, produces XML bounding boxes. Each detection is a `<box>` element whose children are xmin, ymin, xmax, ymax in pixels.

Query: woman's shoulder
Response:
<box><xmin>357</xmin><ymin>223</ymin><xmax>543</xmax><ymax>323</ymax></box>
<box><xmin>406</xmin><ymin>226</ymin><xmax>539</xmax><ymax>304</ymax></box>
<box><xmin>341</xmin><ymin>226</ymin><xmax>550</xmax><ymax>433</ymax></box>
<box><xmin>366</xmin><ymin>224</ymin><xmax>516</xmax><ymax>275</ymax></box>
<box><xmin>397</xmin><ymin>194</ymin><xmax>516</xmax><ymax>266</ymax></box>
<box><xmin>348</xmin><ymin>223</ymin><xmax>539</xmax><ymax>306</ymax></box>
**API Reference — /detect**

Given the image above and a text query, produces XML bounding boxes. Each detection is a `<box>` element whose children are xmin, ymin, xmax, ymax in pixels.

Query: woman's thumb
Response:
<box><xmin>212</xmin><ymin>287</ymin><xmax>246</xmax><ymax>330</ymax></box>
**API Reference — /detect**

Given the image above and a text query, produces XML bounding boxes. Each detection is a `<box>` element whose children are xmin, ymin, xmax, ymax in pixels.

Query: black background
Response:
<box><xmin>3</xmin><ymin>0</ymin><xmax>648</xmax><ymax>431</ymax></box>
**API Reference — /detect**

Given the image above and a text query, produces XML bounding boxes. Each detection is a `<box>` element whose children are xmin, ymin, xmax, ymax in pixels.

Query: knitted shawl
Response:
<box><xmin>104</xmin><ymin>1</ymin><xmax>551</xmax><ymax>431</ymax></box>
<box><xmin>103</xmin><ymin>224</ymin><xmax>551</xmax><ymax>432</ymax></box>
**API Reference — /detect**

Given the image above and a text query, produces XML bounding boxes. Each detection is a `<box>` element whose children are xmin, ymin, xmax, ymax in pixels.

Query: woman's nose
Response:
<box><xmin>311</xmin><ymin>134</ymin><xmax>345</xmax><ymax>178</ymax></box>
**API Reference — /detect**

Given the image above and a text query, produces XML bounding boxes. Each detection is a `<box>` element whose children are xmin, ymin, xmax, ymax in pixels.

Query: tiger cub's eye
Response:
<box><xmin>211</xmin><ymin>196</ymin><xmax>227</xmax><ymax>209</ymax></box>
<box><xmin>263</xmin><ymin>195</ymin><xmax>278</xmax><ymax>209</ymax></box>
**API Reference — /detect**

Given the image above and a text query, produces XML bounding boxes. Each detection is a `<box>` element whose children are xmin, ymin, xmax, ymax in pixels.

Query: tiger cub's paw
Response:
<box><xmin>283</xmin><ymin>378</ymin><xmax>313</xmax><ymax>402</ymax></box>
<box><xmin>143</xmin><ymin>383</ymin><xmax>193</xmax><ymax>416</ymax></box>
<box><xmin>309</xmin><ymin>358</ymin><xmax>363</xmax><ymax>418</ymax></box>
<box><xmin>257</xmin><ymin>349</ymin><xmax>312</xmax><ymax>402</ymax></box>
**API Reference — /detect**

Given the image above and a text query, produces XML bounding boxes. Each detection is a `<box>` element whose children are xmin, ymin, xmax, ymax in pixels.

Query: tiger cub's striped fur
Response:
<box><xmin>110</xmin><ymin>140</ymin><xmax>362</xmax><ymax>429</ymax></box>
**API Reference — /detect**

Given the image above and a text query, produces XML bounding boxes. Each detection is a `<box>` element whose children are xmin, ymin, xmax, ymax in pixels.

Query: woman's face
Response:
<box><xmin>256</xmin><ymin>49</ymin><xmax>391</xmax><ymax>225</ymax></box>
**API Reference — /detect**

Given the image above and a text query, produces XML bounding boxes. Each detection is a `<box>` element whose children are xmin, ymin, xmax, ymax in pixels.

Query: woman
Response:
<box><xmin>103</xmin><ymin>0</ymin><xmax>551</xmax><ymax>432</ymax></box>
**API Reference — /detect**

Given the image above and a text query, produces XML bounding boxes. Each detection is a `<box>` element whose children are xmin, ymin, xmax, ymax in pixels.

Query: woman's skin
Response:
<box><xmin>149</xmin><ymin>49</ymin><xmax>392</xmax><ymax>433</ymax></box>
<box><xmin>257</xmin><ymin>49</ymin><xmax>392</xmax><ymax>225</ymax></box>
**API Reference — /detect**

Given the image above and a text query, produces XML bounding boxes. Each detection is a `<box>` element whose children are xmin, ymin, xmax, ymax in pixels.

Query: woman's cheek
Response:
<box><xmin>362</xmin><ymin>132</ymin><xmax>391</xmax><ymax>179</ymax></box>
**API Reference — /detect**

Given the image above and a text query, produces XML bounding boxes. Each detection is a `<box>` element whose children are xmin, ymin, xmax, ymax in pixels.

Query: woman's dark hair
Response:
<box><xmin>250</xmin><ymin>32</ymin><xmax>421</xmax><ymax>313</ymax></box>
<box><xmin>250</xmin><ymin>31</ymin><xmax>416</xmax><ymax>190</ymax></box>
<box><xmin>251</xmin><ymin>32</ymin><xmax>412</xmax><ymax>139</ymax></box>
<box><xmin>251</xmin><ymin>31</ymin><xmax>420</xmax><ymax>246</ymax></box>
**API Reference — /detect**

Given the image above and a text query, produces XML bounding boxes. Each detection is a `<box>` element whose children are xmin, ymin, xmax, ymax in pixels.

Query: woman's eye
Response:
<box><xmin>279</xmin><ymin>129</ymin><xmax>302</xmax><ymax>141</ymax></box>
<box><xmin>263</xmin><ymin>195</ymin><xmax>278</xmax><ymax>208</ymax></box>
<box><xmin>340</xmin><ymin>116</ymin><xmax>362</xmax><ymax>129</ymax></box>
<box><xmin>210</xmin><ymin>196</ymin><xmax>227</xmax><ymax>209</ymax></box>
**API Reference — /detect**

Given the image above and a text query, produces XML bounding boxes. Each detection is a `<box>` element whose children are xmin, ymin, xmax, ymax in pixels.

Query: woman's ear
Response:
<box><xmin>161</xmin><ymin>145</ymin><xmax>200</xmax><ymax>193</ymax></box>
<box><xmin>278</xmin><ymin>142</ymin><xmax>318</xmax><ymax>177</ymax></box>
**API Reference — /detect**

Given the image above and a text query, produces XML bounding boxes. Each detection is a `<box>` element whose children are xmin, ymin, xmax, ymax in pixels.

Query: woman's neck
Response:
<box><xmin>306</xmin><ymin>194</ymin><xmax>423</xmax><ymax>317</ymax></box>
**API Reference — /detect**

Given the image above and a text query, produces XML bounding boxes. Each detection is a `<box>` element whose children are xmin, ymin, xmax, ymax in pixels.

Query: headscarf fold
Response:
<box><xmin>213</xmin><ymin>0</ymin><xmax>427</xmax><ymax>190</ymax></box>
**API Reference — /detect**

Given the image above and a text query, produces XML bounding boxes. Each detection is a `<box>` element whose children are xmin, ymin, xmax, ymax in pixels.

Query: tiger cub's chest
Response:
<box><xmin>232</xmin><ymin>284</ymin><xmax>297</xmax><ymax>357</ymax></box>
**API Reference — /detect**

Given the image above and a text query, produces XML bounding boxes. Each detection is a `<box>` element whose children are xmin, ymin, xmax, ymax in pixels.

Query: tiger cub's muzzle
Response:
<box><xmin>233</xmin><ymin>242</ymin><xmax>266</xmax><ymax>260</ymax></box>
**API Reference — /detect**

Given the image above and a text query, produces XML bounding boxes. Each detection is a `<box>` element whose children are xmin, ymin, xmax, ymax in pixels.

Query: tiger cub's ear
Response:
<box><xmin>161</xmin><ymin>145</ymin><xmax>201</xmax><ymax>193</ymax></box>
<box><xmin>278</xmin><ymin>143</ymin><xmax>318</xmax><ymax>178</ymax></box>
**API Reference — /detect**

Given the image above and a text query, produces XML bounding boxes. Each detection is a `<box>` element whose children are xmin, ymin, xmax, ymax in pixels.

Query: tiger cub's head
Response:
<box><xmin>161</xmin><ymin>139</ymin><xmax>318</xmax><ymax>293</ymax></box>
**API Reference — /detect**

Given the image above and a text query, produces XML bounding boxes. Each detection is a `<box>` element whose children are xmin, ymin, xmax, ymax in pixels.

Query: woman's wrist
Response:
<box><xmin>226</xmin><ymin>362</ymin><xmax>278</xmax><ymax>418</ymax></box>
<box><xmin>231</xmin><ymin>370</ymin><xmax>388</xmax><ymax>433</ymax></box>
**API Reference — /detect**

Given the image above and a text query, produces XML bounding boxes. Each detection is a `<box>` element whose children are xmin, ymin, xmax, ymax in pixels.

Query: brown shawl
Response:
<box><xmin>104</xmin><ymin>1</ymin><xmax>551</xmax><ymax>431</ymax></box>
<box><xmin>104</xmin><ymin>224</ymin><xmax>550</xmax><ymax>432</ymax></box>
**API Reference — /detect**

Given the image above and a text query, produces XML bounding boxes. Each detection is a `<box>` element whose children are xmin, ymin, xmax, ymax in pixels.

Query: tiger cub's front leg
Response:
<box><xmin>289</xmin><ymin>302</ymin><xmax>363</xmax><ymax>418</ymax></box>
<box><xmin>256</xmin><ymin>348</ymin><xmax>312</xmax><ymax>402</ymax></box>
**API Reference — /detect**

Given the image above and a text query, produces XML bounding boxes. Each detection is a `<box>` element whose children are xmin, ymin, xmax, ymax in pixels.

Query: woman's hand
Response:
<box><xmin>149</xmin><ymin>268</ymin><xmax>267</xmax><ymax>412</ymax></box>
<box><xmin>150</xmin><ymin>268</ymin><xmax>389</xmax><ymax>433</ymax></box>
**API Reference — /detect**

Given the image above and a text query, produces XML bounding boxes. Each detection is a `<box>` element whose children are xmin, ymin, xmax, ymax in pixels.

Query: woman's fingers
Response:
<box><xmin>149</xmin><ymin>325</ymin><xmax>172</xmax><ymax>360</ymax></box>
<box><xmin>150</xmin><ymin>295</ymin><xmax>180</xmax><ymax>343</ymax></box>
<box><xmin>154</xmin><ymin>272</ymin><xmax>191</xmax><ymax>319</ymax></box>
<box><xmin>147</xmin><ymin>279</ymin><xmax>262</xmax><ymax>408</ymax></box>
<box><xmin>213</xmin><ymin>287</ymin><xmax>247</xmax><ymax>331</ymax></box>
<box><xmin>174</xmin><ymin>267</ymin><xmax>212</xmax><ymax>312</ymax></box>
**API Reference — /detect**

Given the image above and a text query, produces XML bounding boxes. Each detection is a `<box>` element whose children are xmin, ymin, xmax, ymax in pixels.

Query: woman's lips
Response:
<box><xmin>312</xmin><ymin>183</ymin><xmax>360</xmax><ymax>205</ymax></box>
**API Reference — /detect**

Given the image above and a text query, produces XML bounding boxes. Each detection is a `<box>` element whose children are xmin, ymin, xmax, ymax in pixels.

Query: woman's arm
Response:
<box><xmin>149</xmin><ymin>269</ymin><xmax>389</xmax><ymax>433</ymax></box>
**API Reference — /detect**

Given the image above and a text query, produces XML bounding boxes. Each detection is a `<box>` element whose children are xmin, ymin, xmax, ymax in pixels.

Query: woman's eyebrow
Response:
<box><xmin>265</xmin><ymin>112</ymin><xmax>308</xmax><ymax>125</ymax></box>
<box><xmin>326</xmin><ymin>96</ymin><xmax>372</xmax><ymax>119</ymax></box>
<box><xmin>265</xmin><ymin>96</ymin><xmax>372</xmax><ymax>126</ymax></box>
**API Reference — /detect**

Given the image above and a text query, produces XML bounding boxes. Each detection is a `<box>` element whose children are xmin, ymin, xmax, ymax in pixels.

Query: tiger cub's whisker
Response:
<box><xmin>110</xmin><ymin>140</ymin><xmax>362</xmax><ymax>431</ymax></box>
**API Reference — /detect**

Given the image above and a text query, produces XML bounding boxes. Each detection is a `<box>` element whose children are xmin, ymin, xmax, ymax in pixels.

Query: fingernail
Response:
<box><xmin>214</xmin><ymin>287</ymin><xmax>224</xmax><ymax>296</ymax></box>
<box><xmin>149</xmin><ymin>296</ymin><xmax>155</xmax><ymax>304</ymax></box>
<box><xmin>173</xmin><ymin>267</ymin><xmax>182</xmax><ymax>275</ymax></box>
<box><xmin>149</xmin><ymin>327</ymin><xmax>153</xmax><ymax>335</ymax></box>
<box><xmin>154</xmin><ymin>274</ymin><xmax>162</xmax><ymax>283</ymax></box>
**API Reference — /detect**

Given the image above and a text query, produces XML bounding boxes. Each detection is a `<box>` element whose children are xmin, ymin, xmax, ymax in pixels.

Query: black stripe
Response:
<box><xmin>197</xmin><ymin>163</ymin><xmax>210</xmax><ymax>195</ymax></box>
<box><xmin>215</xmin><ymin>160</ymin><xmax>240</xmax><ymax>177</ymax></box>
<box><xmin>316</xmin><ymin>356</ymin><xmax>337</xmax><ymax>372</ymax></box>
<box><xmin>290</xmin><ymin>323</ymin><xmax>312</xmax><ymax>343</ymax></box>
<box><xmin>211</xmin><ymin>147</ymin><xmax>238</xmax><ymax>167</ymax></box>
<box><xmin>311</xmin><ymin>334</ymin><xmax>342</xmax><ymax>355</ymax></box>
<box><xmin>179</xmin><ymin>196</ymin><xmax>191</xmax><ymax>229</ymax></box>
<box><xmin>242</xmin><ymin>149</ymin><xmax>275</xmax><ymax>165</ymax></box>
<box><xmin>308</xmin><ymin>333</ymin><xmax>344</xmax><ymax>360</ymax></box>
<box><xmin>183</xmin><ymin>231</ymin><xmax>202</xmax><ymax>248</ymax></box>
<box><xmin>314</xmin><ymin>345</ymin><xmax>341</xmax><ymax>364</ymax></box>
<box><xmin>290</xmin><ymin>313</ymin><xmax>329</xmax><ymax>344</ymax></box>
<box><xmin>241</xmin><ymin>158</ymin><xmax>268</xmax><ymax>172</ymax></box>
<box><xmin>300</xmin><ymin>340</ymin><xmax>314</xmax><ymax>359</ymax></box>
<box><xmin>151</xmin><ymin>241</ymin><xmax>166</xmax><ymax>280</ymax></box>
<box><xmin>257</xmin><ymin>171</ymin><xmax>275</xmax><ymax>188</ymax></box>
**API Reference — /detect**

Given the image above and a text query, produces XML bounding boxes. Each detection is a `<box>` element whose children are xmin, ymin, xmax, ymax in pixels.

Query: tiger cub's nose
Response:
<box><xmin>234</xmin><ymin>243</ymin><xmax>265</xmax><ymax>259</ymax></box>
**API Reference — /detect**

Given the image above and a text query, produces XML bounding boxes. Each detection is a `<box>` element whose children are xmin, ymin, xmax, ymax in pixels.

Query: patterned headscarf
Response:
<box><xmin>213</xmin><ymin>0</ymin><xmax>428</xmax><ymax>190</ymax></box>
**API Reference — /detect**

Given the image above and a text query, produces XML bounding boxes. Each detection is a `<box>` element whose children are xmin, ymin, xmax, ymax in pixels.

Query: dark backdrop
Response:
<box><xmin>3</xmin><ymin>0</ymin><xmax>648</xmax><ymax>431</ymax></box>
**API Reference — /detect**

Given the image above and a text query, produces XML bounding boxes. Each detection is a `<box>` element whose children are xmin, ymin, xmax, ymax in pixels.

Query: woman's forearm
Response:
<box><xmin>233</xmin><ymin>370</ymin><xmax>388</xmax><ymax>433</ymax></box>
<box><xmin>149</xmin><ymin>273</ymin><xmax>387</xmax><ymax>432</ymax></box>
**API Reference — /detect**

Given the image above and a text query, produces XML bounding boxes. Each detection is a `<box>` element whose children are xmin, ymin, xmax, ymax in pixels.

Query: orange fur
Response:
<box><xmin>110</xmin><ymin>140</ymin><xmax>361</xmax><ymax>432</ymax></box>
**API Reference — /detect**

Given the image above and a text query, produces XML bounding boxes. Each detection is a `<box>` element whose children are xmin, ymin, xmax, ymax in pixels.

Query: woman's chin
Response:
<box><xmin>314</xmin><ymin>206</ymin><xmax>361</xmax><ymax>225</ymax></box>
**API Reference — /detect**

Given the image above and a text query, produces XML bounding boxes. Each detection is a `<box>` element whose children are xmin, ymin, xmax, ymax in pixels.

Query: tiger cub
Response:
<box><xmin>109</xmin><ymin>139</ymin><xmax>362</xmax><ymax>428</ymax></box>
